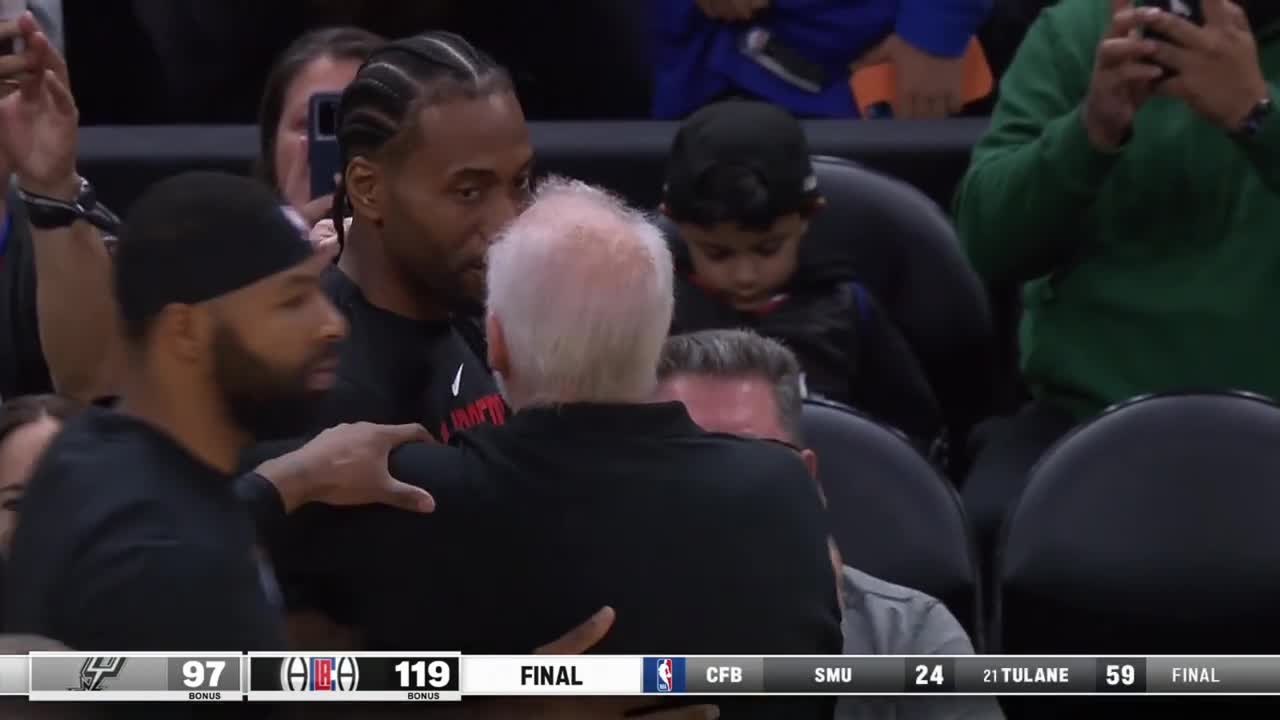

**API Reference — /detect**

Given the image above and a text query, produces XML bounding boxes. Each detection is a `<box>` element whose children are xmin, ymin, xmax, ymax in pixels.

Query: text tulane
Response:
<box><xmin>993</xmin><ymin>667</ymin><xmax>1071</xmax><ymax>684</ymax></box>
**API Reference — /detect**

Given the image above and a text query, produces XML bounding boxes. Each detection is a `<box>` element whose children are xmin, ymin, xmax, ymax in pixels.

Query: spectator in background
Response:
<box><xmin>953</xmin><ymin>0</ymin><xmax>1280</xmax><ymax>556</ymax></box>
<box><xmin>0</xmin><ymin>394</ymin><xmax>78</xmax><ymax>556</ymax></box>
<box><xmin>652</xmin><ymin>0</ymin><xmax>993</xmax><ymax>119</ymax></box>
<box><xmin>663</xmin><ymin>100</ymin><xmax>942</xmax><ymax>451</ymax></box>
<box><xmin>257</xmin><ymin>26</ymin><xmax>384</xmax><ymax>227</ymax></box>
<box><xmin>655</xmin><ymin>329</ymin><xmax>1003</xmax><ymax>720</ymax></box>
<box><xmin>0</xmin><ymin>12</ymin><xmax>115</xmax><ymax>403</ymax></box>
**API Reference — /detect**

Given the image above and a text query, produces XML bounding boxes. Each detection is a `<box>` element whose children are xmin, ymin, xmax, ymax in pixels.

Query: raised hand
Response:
<box><xmin>0</xmin><ymin>11</ymin><xmax>77</xmax><ymax>199</ymax></box>
<box><xmin>1083</xmin><ymin>0</ymin><xmax>1165</xmax><ymax>150</ymax></box>
<box><xmin>1144</xmin><ymin>0</ymin><xmax>1270</xmax><ymax>131</ymax></box>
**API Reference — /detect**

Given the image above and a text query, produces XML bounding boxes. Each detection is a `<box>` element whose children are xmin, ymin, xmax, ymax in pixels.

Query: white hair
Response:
<box><xmin>486</xmin><ymin>177</ymin><xmax>675</xmax><ymax>409</ymax></box>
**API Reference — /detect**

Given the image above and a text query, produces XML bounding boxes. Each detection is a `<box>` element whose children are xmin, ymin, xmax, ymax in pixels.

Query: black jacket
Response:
<box><xmin>286</xmin><ymin>402</ymin><xmax>842</xmax><ymax>718</ymax></box>
<box><xmin>668</xmin><ymin>228</ymin><xmax>943</xmax><ymax>453</ymax></box>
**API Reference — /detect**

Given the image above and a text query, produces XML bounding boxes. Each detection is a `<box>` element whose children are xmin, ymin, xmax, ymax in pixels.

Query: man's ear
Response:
<box><xmin>486</xmin><ymin>313</ymin><xmax>510</xmax><ymax>376</ymax></box>
<box><xmin>801</xmin><ymin>448</ymin><xmax>819</xmax><ymax>484</ymax></box>
<box><xmin>806</xmin><ymin>195</ymin><xmax>826</xmax><ymax>218</ymax></box>
<box><xmin>155</xmin><ymin>303</ymin><xmax>212</xmax><ymax>366</ymax></box>
<box><xmin>344</xmin><ymin>157</ymin><xmax>383</xmax><ymax>224</ymax></box>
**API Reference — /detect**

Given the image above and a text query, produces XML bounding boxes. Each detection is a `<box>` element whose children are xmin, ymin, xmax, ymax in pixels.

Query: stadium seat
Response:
<box><xmin>804</xmin><ymin>157</ymin><xmax>1001</xmax><ymax>456</ymax></box>
<box><xmin>801</xmin><ymin>397</ymin><xmax>982</xmax><ymax>646</ymax></box>
<box><xmin>996</xmin><ymin>391</ymin><xmax>1280</xmax><ymax>654</ymax></box>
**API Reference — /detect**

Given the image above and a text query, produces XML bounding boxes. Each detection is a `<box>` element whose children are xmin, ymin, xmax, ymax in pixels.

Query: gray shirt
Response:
<box><xmin>837</xmin><ymin>566</ymin><xmax>1004</xmax><ymax>720</ymax></box>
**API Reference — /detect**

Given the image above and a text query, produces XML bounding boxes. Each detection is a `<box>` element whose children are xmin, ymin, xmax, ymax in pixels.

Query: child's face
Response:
<box><xmin>679</xmin><ymin>213</ymin><xmax>808</xmax><ymax>311</ymax></box>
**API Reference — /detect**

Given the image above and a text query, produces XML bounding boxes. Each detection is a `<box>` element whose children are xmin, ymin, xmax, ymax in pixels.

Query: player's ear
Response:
<box><xmin>486</xmin><ymin>313</ymin><xmax>510</xmax><ymax>376</ymax></box>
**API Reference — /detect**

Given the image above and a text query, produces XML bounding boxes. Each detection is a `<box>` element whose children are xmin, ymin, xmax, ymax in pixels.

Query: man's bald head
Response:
<box><xmin>485</xmin><ymin>178</ymin><xmax>674</xmax><ymax>409</ymax></box>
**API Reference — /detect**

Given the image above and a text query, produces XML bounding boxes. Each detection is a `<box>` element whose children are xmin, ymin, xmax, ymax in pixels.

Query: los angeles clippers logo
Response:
<box><xmin>74</xmin><ymin>657</ymin><xmax>126</xmax><ymax>691</ymax></box>
<box><xmin>280</xmin><ymin>656</ymin><xmax>360</xmax><ymax>692</ymax></box>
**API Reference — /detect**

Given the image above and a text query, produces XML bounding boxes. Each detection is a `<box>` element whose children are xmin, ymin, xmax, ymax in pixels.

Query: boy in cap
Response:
<box><xmin>662</xmin><ymin>99</ymin><xmax>942</xmax><ymax>449</ymax></box>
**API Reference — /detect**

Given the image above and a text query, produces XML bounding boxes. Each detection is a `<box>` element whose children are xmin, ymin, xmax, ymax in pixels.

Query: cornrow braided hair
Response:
<box><xmin>331</xmin><ymin>31</ymin><xmax>513</xmax><ymax>258</ymax></box>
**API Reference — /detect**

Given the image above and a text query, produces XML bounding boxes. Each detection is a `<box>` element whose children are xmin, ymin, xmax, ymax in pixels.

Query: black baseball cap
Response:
<box><xmin>663</xmin><ymin>100</ymin><xmax>819</xmax><ymax>227</ymax></box>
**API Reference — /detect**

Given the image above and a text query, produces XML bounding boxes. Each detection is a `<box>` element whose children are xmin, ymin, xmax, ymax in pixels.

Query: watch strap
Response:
<box><xmin>17</xmin><ymin>178</ymin><xmax>121</xmax><ymax>234</ymax></box>
<box><xmin>1233</xmin><ymin>96</ymin><xmax>1274</xmax><ymax>139</ymax></box>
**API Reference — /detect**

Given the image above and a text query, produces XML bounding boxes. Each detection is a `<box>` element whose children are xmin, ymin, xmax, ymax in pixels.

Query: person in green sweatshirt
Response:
<box><xmin>953</xmin><ymin>0</ymin><xmax>1280</xmax><ymax>554</ymax></box>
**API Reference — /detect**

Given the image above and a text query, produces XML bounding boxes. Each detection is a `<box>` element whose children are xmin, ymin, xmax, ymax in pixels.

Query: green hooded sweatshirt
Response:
<box><xmin>954</xmin><ymin>0</ymin><xmax>1280</xmax><ymax>422</ymax></box>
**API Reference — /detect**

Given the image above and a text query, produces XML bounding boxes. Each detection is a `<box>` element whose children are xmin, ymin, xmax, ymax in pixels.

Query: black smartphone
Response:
<box><xmin>1135</xmin><ymin>0</ymin><xmax>1205</xmax><ymax>37</ymax></box>
<box><xmin>0</xmin><ymin>0</ymin><xmax>26</xmax><ymax>57</ymax></box>
<box><xmin>307</xmin><ymin>92</ymin><xmax>343</xmax><ymax>200</ymax></box>
<box><xmin>740</xmin><ymin>27</ymin><xmax>826</xmax><ymax>94</ymax></box>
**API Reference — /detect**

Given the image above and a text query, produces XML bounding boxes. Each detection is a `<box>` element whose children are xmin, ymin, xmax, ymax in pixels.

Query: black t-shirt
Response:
<box><xmin>260</xmin><ymin>269</ymin><xmax>507</xmax><ymax>634</ymax></box>
<box><xmin>314</xmin><ymin>268</ymin><xmax>505</xmax><ymax>437</ymax></box>
<box><xmin>3</xmin><ymin>407</ymin><xmax>283</xmax><ymax>651</ymax></box>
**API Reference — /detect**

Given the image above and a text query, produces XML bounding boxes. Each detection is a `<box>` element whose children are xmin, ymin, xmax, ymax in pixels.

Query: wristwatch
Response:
<box><xmin>1233</xmin><ymin>96</ymin><xmax>1275</xmax><ymax>140</ymax></box>
<box><xmin>16</xmin><ymin>176</ymin><xmax>122</xmax><ymax>234</ymax></box>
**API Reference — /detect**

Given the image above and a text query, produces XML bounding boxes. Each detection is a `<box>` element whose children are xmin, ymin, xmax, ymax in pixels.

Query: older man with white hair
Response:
<box><xmin>366</xmin><ymin>178</ymin><xmax>842</xmax><ymax>718</ymax></box>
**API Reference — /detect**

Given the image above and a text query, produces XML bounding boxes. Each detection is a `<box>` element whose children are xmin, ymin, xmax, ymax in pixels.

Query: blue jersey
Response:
<box><xmin>652</xmin><ymin>0</ymin><xmax>992</xmax><ymax>118</ymax></box>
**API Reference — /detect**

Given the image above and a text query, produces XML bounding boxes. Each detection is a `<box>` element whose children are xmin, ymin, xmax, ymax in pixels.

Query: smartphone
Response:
<box><xmin>308</xmin><ymin>92</ymin><xmax>343</xmax><ymax>200</ymax></box>
<box><xmin>0</xmin><ymin>0</ymin><xmax>26</xmax><ymax>56</ymax></box>
<box><xmin>1133</xmin><ymin>0</ymin><xmax>1203</xmax><ymax>77</ymax></box>
<box><xmin>740</xmin><ymin>28</ymin><xmax>827</xmax><ymax>94</ymax></box>
<box><xmin>1135</xmin><ymin>0</ymin><xmax>1205</xmax><ymax>37</ymax></box>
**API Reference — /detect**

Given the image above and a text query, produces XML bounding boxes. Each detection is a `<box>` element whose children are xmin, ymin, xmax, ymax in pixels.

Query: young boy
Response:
<box><xmin>662</xmin><ymin>100</ymin><xmax>942</xmax><ymax>451</ymax></box>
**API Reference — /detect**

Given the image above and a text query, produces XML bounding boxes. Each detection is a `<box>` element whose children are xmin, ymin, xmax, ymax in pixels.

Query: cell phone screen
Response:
<box><xmin>308</xmin><ymin>93</ymin><xmax>343</xmax><ymax>200</ymax></box>
<box><xmin>1134</xmin><ymin>0</ymin><xmax>1205</xmax><ymax>27</ymax></box>
<box><xmin>0</xmin><ymin>0</ymin><xmax>26</xmax><ymax>55</ymax></box>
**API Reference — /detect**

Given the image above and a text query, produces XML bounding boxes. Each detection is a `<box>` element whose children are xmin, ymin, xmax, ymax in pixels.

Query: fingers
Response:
<box><xmin>1148</xmin><ymin>38</ymin><xmax>1195</xmax><ymax>73</ymax></box>
<box><xmin>32</xmin><ymin>29</ymin><xmax>69</xmax><ymax>87</ymax></box>
<box><xmin>380</xmin><ymin>478</ymin><xmax>436</xmax><ymax>514</ymax></box>
<box><xmin>534</xmin><ymin>606</ymin><xmax>615</xmax><ymax>655</ymax></box>
<box><xmin>1105</xmin><ymin>7</ymin><xmax>1145</xmax><ymax>39</ymax></box>
<box><xmin>43</xmin><ymin>69</ymin><xmax>75</xmax><ymax>117</ymax></box>
<box><xmin>1096</xmin><ymin>36</ymin><xmax>1158</xmax><ymax>70</ymax></box>
<box><xmin>1140</xmin><ymin>6</ymin><xmax>1209</xmax><ymax>50</ymax></box>
<box><xmin>0</xmin><ymin>50</ymin><xmax>32</xmax><ymax>81</ymax></box>
<box><xmin>298</xmin><ymin>193</ymin><xmax>335</xmax><ymax>228</ymax></box>
<box><xmin>376</xmin><ymin>422</ymin><xmax>435</xmax><ymax>447</ymax></box>
<box><xmin>1203</xmin><ymin>0</ymin><xmax>1247</xmax><ymax>29</ymax></box>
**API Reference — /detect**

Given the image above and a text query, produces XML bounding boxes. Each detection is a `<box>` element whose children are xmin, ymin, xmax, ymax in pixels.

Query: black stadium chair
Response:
<box><xmin>997</xmin><ymin>391</ymin><xmax>1280</xmax><ymax>654</ymax></box>
<box><xmin>804</xmin><ymin>157</ymin><xmax>1001</xmax><ymax>453</ymax></box>
<box><xmin>801</xmin><ymin>397</ymin><xmax>982</xmax><ymax>645</ymax></box>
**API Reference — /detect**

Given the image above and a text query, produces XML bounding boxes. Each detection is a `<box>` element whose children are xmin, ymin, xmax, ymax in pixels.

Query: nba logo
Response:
<box><xmin>312</xmin><ymin>658</ymin><xmax>334</xmax><ymax>691</ymax></box>
<box><xmin>643</xmin><ymin>657</ymin><xmax>685</xmax><ymax>693</ymax></box>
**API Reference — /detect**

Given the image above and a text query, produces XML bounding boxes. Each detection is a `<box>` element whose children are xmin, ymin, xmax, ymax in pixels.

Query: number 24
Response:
<box><xmin>915</xmin><ymin>664</ymin><xmax>944</xmax><ymax>685</ymax></box>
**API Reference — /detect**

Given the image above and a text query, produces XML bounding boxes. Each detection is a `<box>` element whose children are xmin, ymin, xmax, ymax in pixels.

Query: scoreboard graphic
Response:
<box><xmin>11</xmin><ymin>655</ymin><xmax>1280</xmax><ymax>701</ymax></box>
<box><xmin>248</xmin><ymin>652</ymin><xmax>461</xmax><ymax>701</ymax></box>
